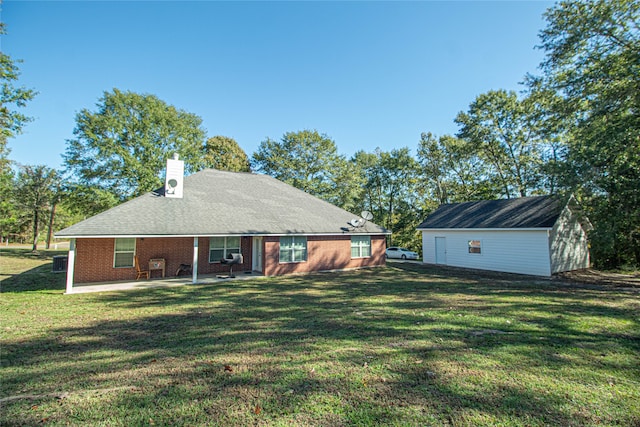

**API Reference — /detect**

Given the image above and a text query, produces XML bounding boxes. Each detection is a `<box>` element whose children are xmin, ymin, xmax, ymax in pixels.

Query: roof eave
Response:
<box><xmin>55</xmin><ymin>230</ymin><xmax>391</xmax><ymax>239</ymax></box>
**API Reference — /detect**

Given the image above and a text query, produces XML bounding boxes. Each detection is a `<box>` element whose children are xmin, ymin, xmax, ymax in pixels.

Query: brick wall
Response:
<box><xmin>73</xmin><ymin>234</ymin><xmax>385</xmax><ymax>283</ymax></box>
<box><xmin>263</xmin><ymin>234</ymin><xmax>386</xmax><ymax>276</ymax></box>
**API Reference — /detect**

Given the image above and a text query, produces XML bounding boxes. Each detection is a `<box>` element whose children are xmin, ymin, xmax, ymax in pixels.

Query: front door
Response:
<box><xmin>435</xmin><ymin>237</ymin><xmax>447</xmax><ymax>265</ymax></box>
<box><xmin>252</xmin><ymin>237</ymin><xmax>263</xmax><ymax>272</ymax></box>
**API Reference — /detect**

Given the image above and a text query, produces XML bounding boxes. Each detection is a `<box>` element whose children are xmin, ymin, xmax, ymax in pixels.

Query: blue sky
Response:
<box><xmin>3</xmin><ymin>1</ymin><xmax>552</xmax><ymax>170</ymax></box>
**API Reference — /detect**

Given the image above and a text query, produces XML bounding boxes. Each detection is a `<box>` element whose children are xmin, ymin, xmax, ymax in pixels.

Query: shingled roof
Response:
<box><xmin>56</xmin><ymin>169</ymin><xmax>388</xmax><ymax>238</ymax></box>
<box><xmin>417</xmin><ymin>195</ymin><xmax>563</xmax><ymax>229</ymax></box>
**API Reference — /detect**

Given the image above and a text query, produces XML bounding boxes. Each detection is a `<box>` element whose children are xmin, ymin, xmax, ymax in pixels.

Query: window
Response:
<box><xmin>468</xmin><ymin>240</ymin><xmax>482</xmax><ymax>254</ymax></box>
<box><xmin>114</xmin><ymin>238</ymin><xmax>135</xmax><ymax>268</ymax></box>
<box><xmin>351</xmin><ymin>235</ymin><xmax>371</xmax><ymax>258</ymax></box>
<box><xmin>209</xmin><ymin>236</ymin><xmax>241</xmax><ymax>263</ymax></box>
<box><xmin>279</xmin><ymin>236</ymin><xmax>307</xmax><ymax>263</ymax></box>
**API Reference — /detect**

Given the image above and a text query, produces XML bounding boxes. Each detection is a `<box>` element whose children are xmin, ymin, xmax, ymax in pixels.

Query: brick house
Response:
<box><xmin>56</xmin><ymin>158</ymin><xmax>389</xmax><ymax>292</ymax></box>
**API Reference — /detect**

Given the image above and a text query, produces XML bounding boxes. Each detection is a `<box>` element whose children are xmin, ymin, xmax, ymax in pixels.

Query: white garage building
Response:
<box><xmin>417</xmin><ymin>195</ymin><xmax>591</xmax><ymax>277</ymax></box>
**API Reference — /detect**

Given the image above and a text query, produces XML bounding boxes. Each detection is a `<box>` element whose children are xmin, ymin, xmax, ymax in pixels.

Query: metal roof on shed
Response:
<box><xmin>416</xmin><ymin>195</ymin><xmax>563</xmax><ymax>230</ymax></box>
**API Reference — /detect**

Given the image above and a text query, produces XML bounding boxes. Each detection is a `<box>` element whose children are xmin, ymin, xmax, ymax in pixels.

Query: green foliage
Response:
<box><xmin>417</xmin><ymin>132</ymin><xmax>498</xmax><ymax>204</ymax></box>
<box><xmin>0</xmin><ymin>22</ymin><xmax>37</xmax><ymax>160</ymax></box>
<box><xmin>533</xmin><ymin>0</ymin><xmax>640</xmax><ymax>266</ymax></box>
<box><xmin>63</xmin><ymin>89</ymin><xmax>207</xmax><ymax>202</ymax></box>
<box><xmin>202</xmin><ymin>136</ymin><xmax>251</xmax><ymax>172</ymax></box>
<box><xmin>327</xmin><ymin>157</ymin><xmax>364</xmax><ymax>213</ymax></box>
<box><xmin>251</xmin><ymin>129</ymin><xmax>348</xmax><ymax>204</ymax></box>
<box><xmin>524</xmin><ymin>86</ymin><xmax>575</xmax><ymax>195</ymax></box>
<box><xmin>60</xmin><ymin>183</ymin><xmax>119</xmax><ymax>221</ymax></box>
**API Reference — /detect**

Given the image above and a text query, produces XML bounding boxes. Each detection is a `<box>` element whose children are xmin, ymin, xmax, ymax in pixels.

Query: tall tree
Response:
<box><xmin>0</xmin><ymin>23</ymin><xmax>37</xmax><ymax>160</ymax></box>
<box><xmin>525</xmin><ymin>86</ymin><xmax>574</xmax><ymax>195</ymax></box>
<box><xmin>330</xmin><ymin>157</ymin><xmax>364</xmax><ymax>213</ymax></box>
<box><xmin>531</xmin><ymin>0</ymin><xmax>640</xmax><ymax>266</ymax></box>
<box><xmin>15</xmin><ymin>165</ymin><xmax>57</xmax><ymax>251</ymax></box>
<box><xmin>203</xmin><ymin>136</ymin><xmax>251</xmax><ymax>172</ymax></box>
<box><xmin>417</xmin><ymin>132</ymin><xmax>497</xmax><ymax>205</ymax></box>
<box><xmin>455</xmin><ymin>90</ymin><xmax>547</xmax><ymax>198</ymax></box>
<box><xmin>63</xmin><ymin>89</ymin><xmax>207</xmax><ymax>202</ymax></box>
<box><xmin>251</xmin><ymin>129</ymin><xmax>347</xmax><ymax>203</ymax></box>
<box><xmin>352</xmin><ymin>148</ymin><xmax>419</xmax><ymax>247</ymax></box>
<box><xmin>0</xmin><ymin>165</ymin><xmax>17</xmax><ymax>243</ymax></box>
<box><xmin>45</xmin><ymin>179</ymin><xmax>64</xmax><ymax>249</ymax></box>
<box><xmin>351</xmin><ymin>150</ymin><xmax>381</xmax><ymax>216</ymax></box>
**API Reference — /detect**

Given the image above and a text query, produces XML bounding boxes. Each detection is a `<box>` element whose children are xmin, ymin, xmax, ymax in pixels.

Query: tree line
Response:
<box><xmin>1</xmin><ymin>0</ymin><xmax>638</xmax><ymax>267</ymax></box>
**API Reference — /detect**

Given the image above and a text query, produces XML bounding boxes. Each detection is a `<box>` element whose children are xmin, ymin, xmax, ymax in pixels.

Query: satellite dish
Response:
<box><xmin>166</xmin><ymin>178</ymin><xmax>179</xmax><ymax>195</ymax></box>
<box><xmin>347</xmin><ymin>210</ymin><xmax>373</xmax><ymax>230</ymax></box>
<box><xmin>361</xmin><ymin>211</ymin><xmax>373</xmax><ymax>221</ymax></box>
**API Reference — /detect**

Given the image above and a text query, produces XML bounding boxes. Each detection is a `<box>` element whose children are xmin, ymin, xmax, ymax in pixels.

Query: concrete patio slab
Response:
<box><xmin>66</xmin><ymin>272</ymin><xmax>264</xmax><ymax>294</ymax></box>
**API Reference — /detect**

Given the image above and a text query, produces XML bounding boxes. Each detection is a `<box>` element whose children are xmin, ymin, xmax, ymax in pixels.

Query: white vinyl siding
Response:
<box><xmin>351</xmin><ymin>235</ymin><xmax>371</xmax><ymax>258</ymax></box>
<box><xmin>279</xmin><ymin>236</ymin><xmax>307</xmax><ymax>263</ymax></box>
<box><xmin>422</xmin><ymin>230</ymin><xmax>552</xmax><ymax>276</ymax></box>
<box><xmin>209</xmin><ymin>236</ymin><xmax>241</xmax><ymax>263</ymax></box>
<box><xmin>114</xmin><ymin>238</ymin><xmax>135</xmax><ymax>268</ymax></box>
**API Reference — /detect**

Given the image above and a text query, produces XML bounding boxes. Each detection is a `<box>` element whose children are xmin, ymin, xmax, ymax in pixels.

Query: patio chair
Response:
<box><xmin>134</xmin><ymin>256</ymin><xmax>150</xmax><ymax>280</ymax></box>
<box><xmin>175</xmin><ymin>263</ymin><xmax>192</xmax><ymax>276</ymax></box>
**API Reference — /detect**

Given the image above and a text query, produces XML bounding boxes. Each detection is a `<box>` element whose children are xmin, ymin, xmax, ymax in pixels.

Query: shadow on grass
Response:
<box><xmin>0</xmin><ymin>248</ymin><xmax>66</xmax><ymax>292</ymax></box>
<box><xmin>2</xmin><ymin>264</ymin><xmax>639</xmax><ymax>425</ymax></box>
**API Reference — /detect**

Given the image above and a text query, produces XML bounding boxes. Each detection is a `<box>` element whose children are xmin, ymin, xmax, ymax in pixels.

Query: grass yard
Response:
<box><xmin>1</xmin><ymin>249</ymin><xmax>639</xmax><ymax>426</ymax></box>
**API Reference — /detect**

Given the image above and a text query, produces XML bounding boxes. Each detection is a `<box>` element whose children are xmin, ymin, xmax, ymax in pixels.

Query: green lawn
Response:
<box><xmin>1</xmin><ymin>249</ymin><xmax>639</xmax><ymax>426</ymax></box>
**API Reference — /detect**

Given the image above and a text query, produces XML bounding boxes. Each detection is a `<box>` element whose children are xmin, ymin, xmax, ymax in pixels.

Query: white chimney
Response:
<box><xmin>165</xmin><ymin>154</ymin><xmax>184</xmax><ymax>198</ymax></box>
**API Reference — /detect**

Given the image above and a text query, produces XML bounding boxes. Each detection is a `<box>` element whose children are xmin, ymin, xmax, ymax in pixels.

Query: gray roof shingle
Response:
<box><xmin>416</xmin><ymin>195</ymin><xmax>563</xmax><ymax>229</ymax></box>
<box><xmin>56</xmin><ymin>169</ymin><xmax>388</xmax><ymax>237</ymax></box>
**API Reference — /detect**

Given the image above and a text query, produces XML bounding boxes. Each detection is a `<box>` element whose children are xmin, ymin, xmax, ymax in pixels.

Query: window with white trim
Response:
<box><xmin>279</xmin><ymin>236</ymin><xmax>307</xmax><ymax>263</ymax></box>
<box><xmin>209</xmin><ymin>236</ymin><xmax>241</xmax><ymax>263</ymax></box>
<box><xmin>351</xmin><ymin>235</ymin><xmax>371</xmax><ymax>258</ymax></box>
<box><xmin>114</xmin><ymin>238</ymin><xmax>135</xmax><ymax>268</ymax></box>
<box><xmin>468</xmin><ymin>240</ymin><xmax>482</xmax><ymax>254</ymax></box>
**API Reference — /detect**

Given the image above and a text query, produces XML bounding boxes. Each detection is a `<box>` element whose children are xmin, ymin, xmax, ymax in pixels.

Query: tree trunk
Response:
<box><xmin>31</xmin><ymin>210</ymin><xmax>39</xmax><ymax>252</ymax></box>
<box><xmin>387</xmin><ymin>191</ymin><xmax>394</xmax><ymax>245</ymax></box>
<box><xmin>46</xmin><ymin>202</ymin><xmax>57</xmax><ymax>249</ymax></box>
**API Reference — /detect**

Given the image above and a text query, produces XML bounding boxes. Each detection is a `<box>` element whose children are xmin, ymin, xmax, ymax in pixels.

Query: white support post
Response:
<box><xmin>65</xmin><ymin>238</ymin><xmax>76</xmax><ymax>294</ymax></box>
<box><xmin>192</xmin><ymin>237</ymin><xmax>199</xmax><ymax>284</ymax></box>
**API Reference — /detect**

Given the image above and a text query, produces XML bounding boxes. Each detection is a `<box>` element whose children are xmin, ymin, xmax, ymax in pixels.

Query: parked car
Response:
<box><xmin>385</xmin><ymin>247</ymin><xmax>419</xmax><ymax>260</ymax></box>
